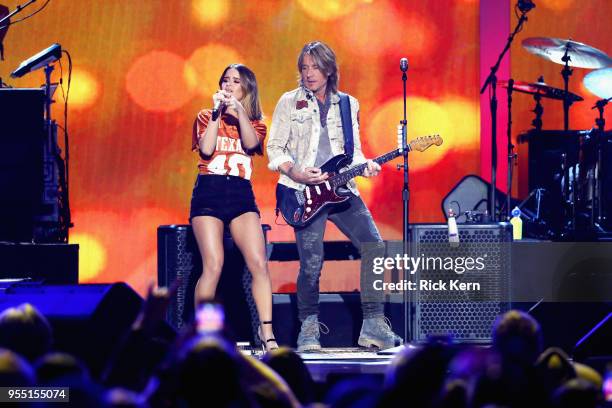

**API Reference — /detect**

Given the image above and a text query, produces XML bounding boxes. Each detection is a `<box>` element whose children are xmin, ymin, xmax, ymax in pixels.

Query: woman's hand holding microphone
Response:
<box><xmin>212</xmin><ymin>90</ymin><xmax>244</xmax><ymax>114</ymax></box>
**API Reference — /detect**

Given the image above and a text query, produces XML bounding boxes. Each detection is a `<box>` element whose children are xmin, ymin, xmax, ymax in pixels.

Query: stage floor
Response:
<box><xmin>298</xmin><ymin>347</ymin><xmax>399</xmax><ymax>382</ymax></box>
<box><xmin>249</xmin><ymin>346</ymin><xmax>415</xmax><ymax>382</ymax></box>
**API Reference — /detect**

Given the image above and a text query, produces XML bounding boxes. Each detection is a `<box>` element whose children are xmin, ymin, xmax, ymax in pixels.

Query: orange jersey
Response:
<box><xmin>192</xmin><ymin>109</ymin><xmax>266</xmax><ymax>180</ymax></box>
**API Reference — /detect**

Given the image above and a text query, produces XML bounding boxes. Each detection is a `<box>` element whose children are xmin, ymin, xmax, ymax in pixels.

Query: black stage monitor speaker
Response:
<box><xmin>0</xmin><ymin>283</ymin><xmax>144</xmax><ymax>377</ymax></box>
<box><xmin>0</xmin><ymin>243</ymin><xmax>78</xmax><ymax>284</ymax></box>
<box><xmin>157</xmin><ymin>225</ymin><xmax>263</xmax><ymax>344</ymax></box>
<box><xmin>409</xmin><ymin>223</ymin><xmax>512</xmax><ymax>344</ymax></box>
<box><xmin>0</xmin><ymin>88</ymin><xmax>45</xmax><ymax>242</ymax></box>
<box><xmin>441</xmin><ymin>175</ymin><xmax>508</xmax><ymax>222</ymax></box>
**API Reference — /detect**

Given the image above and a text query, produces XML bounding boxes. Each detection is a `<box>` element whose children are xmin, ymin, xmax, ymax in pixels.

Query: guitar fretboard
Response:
<box><xmin>330</xmin><ymin>148</ymin><xmax>407</xmax><ymax>187</ymax></box>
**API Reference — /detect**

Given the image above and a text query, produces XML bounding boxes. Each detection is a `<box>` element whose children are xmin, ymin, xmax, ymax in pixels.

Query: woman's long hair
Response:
<box><xmin>218</xmin><ymin>63</ymin><xmax>263</xmax><ymax>121</ymax></box>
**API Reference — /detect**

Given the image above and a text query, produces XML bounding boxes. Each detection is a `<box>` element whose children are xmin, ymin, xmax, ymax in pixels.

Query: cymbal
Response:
<box><xmin>583</xmin><ymin>67</ymin><xmax>612</xmax><ymax>99</ymax></box>
<box><xmin>500</xmin><ymin>80</ymin><xmax>583</xmax><ymax>102</ymax></box>
<box><xmin>522</xmin><ymin>37</ymin><xmax>612</xmax><ymax>69</ymax></box>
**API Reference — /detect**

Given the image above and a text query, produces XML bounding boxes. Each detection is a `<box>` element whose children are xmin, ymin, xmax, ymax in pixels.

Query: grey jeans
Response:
<box><xmin>294</xmin><ymin>194</ymin><xmax>385</xmax><ymax>321</ymax></box>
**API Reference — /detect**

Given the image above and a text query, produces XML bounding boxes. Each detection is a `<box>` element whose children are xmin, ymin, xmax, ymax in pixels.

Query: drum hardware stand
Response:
<box><xmin>480</xmin><ymin>5</ymin><xmax>532</xmax><ymax>221</ymax></box>
<box><xmin>561</xmin><ymin>43</ymin><xmax>574</xmax><ymax>131</ymax></box>
<box><xmin>531</xmin><ymin>76</ymin><xmax>545</xmax><ymax>131</ymax></box>
<box><xmin>591</xmin><ymin>98</ymin><xmax>610</xmax><ymax>232</ymax></box>
<box><xmin>518</xmin><ymin>188</ymin><xmax>545</xmax><ymax>223</ymax></box>
<box><xmin>560</xmin><ymin>152</ymin><xmax>577</xmax><ymax>234</ymax></box>
<box><xmin>505</xmin><ymin>79</ymin><xmax>518</xmax><ymax>220</ymax></box>
<box><xmin>517</xmin><ymin>188</ymin><xmax>553</xmax><ymax>238</ymax></box>
<box><xmin>532</xmin><ymin>93</ymin><xmax>544</xmax><ymax>131</ymax></box>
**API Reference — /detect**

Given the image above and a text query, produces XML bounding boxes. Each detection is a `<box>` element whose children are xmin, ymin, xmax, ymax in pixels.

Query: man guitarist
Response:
<box><xmin>267</xmin><ymin>41</ymin><xmax>402</xmax><ymax>351</ymax></box>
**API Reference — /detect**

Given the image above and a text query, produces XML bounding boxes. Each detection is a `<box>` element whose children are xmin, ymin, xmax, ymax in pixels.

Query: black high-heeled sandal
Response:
<box><xmin>259</xmin><ymin>320</ymin><xmax>278</xmax><ymax>352</ymax></box>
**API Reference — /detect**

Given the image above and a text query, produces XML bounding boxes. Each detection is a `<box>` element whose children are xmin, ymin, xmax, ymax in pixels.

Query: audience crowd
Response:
<box><xmin>0</xmin><ymin>285</ymin><xmax>606</xmax><ymax>407</ymax></box>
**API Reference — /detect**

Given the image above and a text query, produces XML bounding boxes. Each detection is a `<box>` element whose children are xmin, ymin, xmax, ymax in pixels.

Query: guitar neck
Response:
<box><xmin>330</xmin><ymin>148</ymin><xmax>406</xmax><ymax>187</ymax></box>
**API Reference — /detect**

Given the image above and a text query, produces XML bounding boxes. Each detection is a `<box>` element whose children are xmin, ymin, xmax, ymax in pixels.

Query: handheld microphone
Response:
<box><xmin>212</xmin><ymin>99</ymin><xmax>223</xmax><ymax>113</ymax></box>
<box><xmin>400</xmin><ymin>57</ymin><xmax>408</xmax><ymax>73</ymax></box>
<box><xmin>211</xmin><ymin>99</ymin><xmax>224</xmax><ymax>121</ymax></box>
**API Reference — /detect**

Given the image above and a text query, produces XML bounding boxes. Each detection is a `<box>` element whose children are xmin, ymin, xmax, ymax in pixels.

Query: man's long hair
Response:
<box><xmin>297</xmin><ymin>41</ymin><xmax>339</xmax><ymax>94</ymax></box>
<box><xmin>217</xmin><ymin>63</ymin><xmax>263</xmax><ymax>121</ymax></box>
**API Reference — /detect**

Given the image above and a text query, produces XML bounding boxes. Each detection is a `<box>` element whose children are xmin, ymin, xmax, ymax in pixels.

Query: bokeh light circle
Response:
<box><xmin>538</xmin><ymin>0</ymin><xmax>573</xmax><ymax>11</ymax></box>
<box><xmin>185</xmin><ymin>44</ymin><xmax>243</xmax><ymax>99</ymax></box>
<box><xmin>126</xmin><ymin>50</ymin><xmax>195</xmax><ymax>112</ymax></box>
<box><xmin>192</xmin><ymin>0</ymin><xmax>229</xmax><ymax>26</ymax></box>
<box><xmin>68</xmin><ymin>68</ymin><xmax>100</xmax><ymax>110</ymax></box>
<box><xmin>296</xmin><ymin>0</ymin><xmax>362</xmax><ymax>21</ymax></box>
<box><xmin>355</xmin><ymin>176</ymin><xmax>374</xmax><ymax>204</ymax></box>
<box><xmin>70</xmin><ymin>233</ymin><xmax>107</xmax><ymax>282</ymax></box>
<box><xmin>440</xmin><ymin>97</ymin><xmax>480</xmax><ymax>149</ymax></box>
<box><xmin>367</xmin><ymin>97</ymin><xmax>452</xmax><ymax>171</ymax></box>
<box><xmin>339</xmin><ymin>4</ymin><xmax>435</xmax><ymax>58</ymax></box>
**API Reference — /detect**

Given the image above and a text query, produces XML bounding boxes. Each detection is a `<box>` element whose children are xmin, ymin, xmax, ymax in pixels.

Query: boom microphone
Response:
<box><xmin>11</xmin><ymin>43</ymin><xmax>61</xmax><ymax>78</ymax></box>
<box><xmin>517</xmin><ymin>0</ymin><xmax>535</xmax><ymax>13</ymax></box>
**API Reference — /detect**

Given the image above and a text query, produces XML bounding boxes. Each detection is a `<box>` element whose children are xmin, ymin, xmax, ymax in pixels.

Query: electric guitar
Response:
<box><xmin>276</xmin><ymin>134</ymin><xmax>443</xmax><ymax>228</ymax></box>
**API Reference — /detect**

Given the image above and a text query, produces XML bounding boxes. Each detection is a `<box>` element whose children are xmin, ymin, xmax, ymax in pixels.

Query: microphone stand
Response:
<box><xmin>480</xmin><ymin>5</ymin><xmax>532</xmax><ymax>221</ymax></box>
<box><xmin>0</xmin><ymin>0</ymin><xmax>40</xmax><ymax>84</ymax></box>
<box><xmin>396</xmin><ymin>62</ymin><xmax>409</xmax><ymax>344</ymax></box>
<box><xmin>42</xmin><ymin>63</ymin><xmax>67</xmax><ymax>242</ymax></box>
<box><xmin>0</xmin><ymin>0</ymin><xmax>38</xmax><ymax>29</ymax></box>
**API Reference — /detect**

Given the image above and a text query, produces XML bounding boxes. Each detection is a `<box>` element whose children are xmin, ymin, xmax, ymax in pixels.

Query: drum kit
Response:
<box><xmin>509</xmin><ymin>37</ymin><xmax>612</xmax><ymax>238</ymax></box>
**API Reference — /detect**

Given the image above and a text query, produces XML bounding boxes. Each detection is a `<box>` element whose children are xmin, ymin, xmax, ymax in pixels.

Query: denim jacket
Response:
<box><xmin>267</xmin><ymin>87</ymin><xmax>367</xmax><ymax>195</ymax></box>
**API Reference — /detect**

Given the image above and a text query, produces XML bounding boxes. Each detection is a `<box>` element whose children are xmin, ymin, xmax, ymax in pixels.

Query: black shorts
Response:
<box><xmin>189</xmin><ymin>174</ymin><xmax>260</xmax><ymax>225</ymax></box>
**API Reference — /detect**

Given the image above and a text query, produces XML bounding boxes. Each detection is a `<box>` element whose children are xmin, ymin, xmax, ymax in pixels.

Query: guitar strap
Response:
<box><xmin>337</xmin><ymin>92</ymin><xmax>354</xmax><ymax>161</ymax></box>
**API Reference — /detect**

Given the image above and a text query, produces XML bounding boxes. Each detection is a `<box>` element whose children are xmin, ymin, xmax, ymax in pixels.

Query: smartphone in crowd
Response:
<box><xmin>195</xmin><ymin>302</ymin><xmax>225</xmax><ymax>335</ymax></box>
<box><xmin>603</xmin><ymin>363</ymin><xmax>612</xmax><ymax>402</ymax></box>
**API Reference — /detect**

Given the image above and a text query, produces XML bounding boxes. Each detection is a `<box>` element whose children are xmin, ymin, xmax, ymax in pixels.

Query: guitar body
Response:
<box><xmin>275</xmin><ymin>134</ymin><xmax>443</xmax><ymax>228</ymax></box>
<box><xmin>276</xmin><ymin>154</ymin><xmax>352</xmax><ymax>228</ymax></box>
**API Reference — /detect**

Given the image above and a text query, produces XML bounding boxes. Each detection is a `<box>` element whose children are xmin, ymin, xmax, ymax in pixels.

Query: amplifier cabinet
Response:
<box><xmin>408</xmin><ymin>223</ymin><xmax>512</xmax><ymax>343</ymax></box>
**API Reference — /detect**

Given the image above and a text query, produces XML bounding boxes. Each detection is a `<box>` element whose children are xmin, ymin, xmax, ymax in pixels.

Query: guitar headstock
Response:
<box><xmin>409</xmin><ymin>134</ymin><xmax>443</xmax><ymax>152</ymax></box>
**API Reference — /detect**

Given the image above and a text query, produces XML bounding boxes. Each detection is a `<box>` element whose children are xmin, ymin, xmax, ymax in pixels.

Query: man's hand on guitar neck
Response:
<box><xmin>362</xmin><ymin>160</ymin><xmax>381</xmax><ymax>178</ymax></box>
<box><xmin>280</xmin><ymin>162</ymin><xmax>329</xmax><ymax>185</ymax></box>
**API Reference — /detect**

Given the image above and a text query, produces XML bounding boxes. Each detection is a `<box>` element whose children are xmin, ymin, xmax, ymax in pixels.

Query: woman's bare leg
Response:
<box><xmin>192</xmin><ymin>216</ymin><xmax>225</xmax><ymax>308</ymax></box>
<box><xmin>229</xmin><ymin>212</ymin><xmax>277</xmax><ymax>350</ymax></box>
